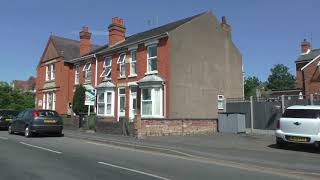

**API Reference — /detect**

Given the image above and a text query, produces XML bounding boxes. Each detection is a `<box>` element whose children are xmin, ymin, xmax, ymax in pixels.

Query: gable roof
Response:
<box><xmin>50</xmin><ymin>35</ymin><xmax>101</xmax><ymax>61</ymax></box>
<box><xmin>296</xmin><ymin>48</ymin><xmax>320</xmax><ymax>62</ymax></box>
<box><xmin>97</xmin><ymin>11</ymin><xmax>207</xmax><ymax>54</ymax></box>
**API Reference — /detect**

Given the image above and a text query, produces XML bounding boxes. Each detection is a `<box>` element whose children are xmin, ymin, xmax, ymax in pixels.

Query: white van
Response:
<box><xmin>275</xmin><ymin>105</ymin><xmax>320</xmax><ymax>148</ymax></box>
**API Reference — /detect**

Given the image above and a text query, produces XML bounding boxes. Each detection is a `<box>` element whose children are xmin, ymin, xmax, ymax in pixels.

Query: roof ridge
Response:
<box><xmin>50</xmin><ymin>35</ymin><xmax>102</xmax><ymax>47</ymax></box>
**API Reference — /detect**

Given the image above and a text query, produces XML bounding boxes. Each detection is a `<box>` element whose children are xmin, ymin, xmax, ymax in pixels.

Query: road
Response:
<box><xmin>0</xmin><ymin>131</ymin><xmax>314</xmax><ymax>180</ymax></box>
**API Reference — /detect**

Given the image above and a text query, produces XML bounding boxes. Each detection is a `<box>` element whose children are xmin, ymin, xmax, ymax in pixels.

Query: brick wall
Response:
<box><xmin>139</xmin><ymin>119</ymin><xmax>217</xmax><ymax>136</ymax></box>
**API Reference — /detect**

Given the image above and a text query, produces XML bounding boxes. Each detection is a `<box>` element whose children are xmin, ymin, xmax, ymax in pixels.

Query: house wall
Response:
<box><xmin>168</xmin><ymin>12</ymin><xmax>243</xmax><ymax>119</ymax></box>
<box><xmin>296</xmin><ymin>62</ymin><xmax>308</xmax><ymax>90</ymax></box>
<box><xmin>301</xmin><ymin>57</ymin><xmax>320</xmax><ymax>95</ymax></box>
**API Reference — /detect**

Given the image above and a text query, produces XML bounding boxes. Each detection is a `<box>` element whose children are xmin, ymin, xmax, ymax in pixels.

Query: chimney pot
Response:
<box><xmin>220</xmin><ymin>16</ymin><xmax>231</xmax><ymax>34</ymax></box>
<box><xmin>301</xmin><ymin>39</ymin><xmax>311</xmax><ymax>54</ymax></box>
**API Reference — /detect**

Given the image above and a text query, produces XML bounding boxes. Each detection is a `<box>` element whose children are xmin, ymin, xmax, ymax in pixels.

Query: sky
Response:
<box><xmin>0</xmin><ymin>0</ymin><xmax>319</xmax><ymax>82</ymax></box>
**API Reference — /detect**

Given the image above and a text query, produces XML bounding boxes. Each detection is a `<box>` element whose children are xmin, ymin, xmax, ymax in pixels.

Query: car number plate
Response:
<box><xmin>288</xmin><ymin>136</ymin><xmax>307</xmax><ymax>142</ymax></box>
<box><xmin>5</xmin><ymin>119</ymin><xmax>12</xmax><ymax>122</ymax></box>
<box><xmin>44</xmin><ymin>119</ymin><xmax>56</xmax><ymax>123</ymax></box>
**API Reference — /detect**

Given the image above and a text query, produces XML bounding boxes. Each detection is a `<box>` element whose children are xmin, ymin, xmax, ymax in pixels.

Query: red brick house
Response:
<box><xmin>12</xmin><ymin>76</ymin><xmax>36</xmax><ymax>92</ymax></box>
<box><xmin>36</xmin><ymin>11</ymin><xmax>243</xmax><ymax>134</ymax></box>
<box><xmin>295</xmin><ymin>39</ymin><xmax>320</xmax><ymax>96</ymax></box>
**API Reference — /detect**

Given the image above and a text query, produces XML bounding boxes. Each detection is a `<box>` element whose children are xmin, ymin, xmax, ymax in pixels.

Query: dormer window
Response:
<box><xmin>101</xmin><ymin>57</ymin><xmax>112</xmax><ymax>79</ymax></box>
<box><xmin>117</xmin><ymin>53</ymin><xmax>126</xmax><ymax>77</ymax></box>
<box><xmin>83</xmin><ymin>63</ymin><xmax>91</xmax><ymax>82</ymax></box>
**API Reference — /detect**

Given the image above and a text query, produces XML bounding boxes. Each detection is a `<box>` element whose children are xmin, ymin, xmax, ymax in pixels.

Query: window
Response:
<box><xmin>83</xmin><ymin>63</ymin><xmax>91</xmax><ymax>82</ymax></box>
<box><xmin>283</xmin><ymin>109</ymin><xmax>320</xmax><ymax>119</ymax></box>
<box><xmin>43</xmin><ymin>92</ymin><xmax>56</xmax><ymax>110</ymax></box>
<box><xmin>97</xmin><ymin>90</ymin><xmax>114</xmax><ymax>116</ymax></box>
<box><xmin>45</xmin><ymin>64</ymin><xmax>55</xmax><ymax>81</ymax></box>
<box><xmin>118</xmin><ymin>88</ymin><xmax>126</xmax><ymax>116</ymax></box>
<box><xmin>117</xmin><ymin>53</ymin><xmax>126</xmax><ymax>77</ymax></box>
<box><xmin>217</xmin><ymin>95</ymin><xmax>225</xmax><ymax>110</ymax></box>
<box><xmin>75</xmin><ymin>64</ymin><xmax>80</xmax><ymax>85</ymax></box>
<box><xmin>130</xmin><ymin>50</ymin><xmax>137</xmax><ymax>75</ymax></box>
<box><xmin>141</xmin><ymin>88</ymin><xmax>163</xmax><ymax>117</ymax></box>
<box><xmin>100</xmin><ymin>57</ymin><xmax>112</xmax><ymax>79</ymax></box>
<box><xmin>147</xmin><ymin>45</ymin><xmax>157</xmax><ymax>73</ymax></box>
<box><xmin>51</xmin><ymin>64</ymin><xmax>55</xmax><ymax>80</ymax></box>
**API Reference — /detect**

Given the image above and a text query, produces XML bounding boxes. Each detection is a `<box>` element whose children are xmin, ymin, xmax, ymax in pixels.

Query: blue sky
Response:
<box><xmin>0</xmin><ymin>0</ymin><xmax>319</xmax><ymax>82</ymax></box>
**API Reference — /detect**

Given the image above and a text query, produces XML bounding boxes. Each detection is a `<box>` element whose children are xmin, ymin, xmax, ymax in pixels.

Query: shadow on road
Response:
<box><xmin>268</xmin><ymin>143</ymin><xmax>320</xmax><ymax>154</ymax></box>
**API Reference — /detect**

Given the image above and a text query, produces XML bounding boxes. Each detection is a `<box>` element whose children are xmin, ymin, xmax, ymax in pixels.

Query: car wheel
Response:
<box><xmin>276</xmin><ymin>138</ymin><xmax>286</xmax><ymax>148</ymax></box>
<box><xmin>24</xmin><ymin>126</ymin><xmax>32</xmax><ymax>138</ymax></box>
<box><xmin>8</xmin><ymin>125</ymin><xmax>13</xmax><ymax>134</ymax></box>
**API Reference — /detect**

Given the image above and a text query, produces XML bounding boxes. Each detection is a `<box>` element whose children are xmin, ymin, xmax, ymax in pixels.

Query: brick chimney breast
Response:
<box><xmin>108</xmin><ymin>17</ymin><xmax>126</xmax><ymax>46</ymax></box>
<box><xmin>220</xmin><ymin>16</ymin><xmax>231</xmax><ymax>33</ymax></box>
<box><xmin>79</xmin><ymin>25</ymin><xmax>92</xmax><ymax>56</ymax></box>
<box><xmin>301</xmin><ymin>39</ymin><xmax>311</xmax><ymax>54</ymax></box>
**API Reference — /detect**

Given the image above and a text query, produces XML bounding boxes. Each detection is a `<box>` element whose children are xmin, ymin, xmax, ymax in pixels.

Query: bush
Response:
<box><xmin>72</xmin><ymin>85</ymin><xmax>87</xmax><ymax>115</ymax></box>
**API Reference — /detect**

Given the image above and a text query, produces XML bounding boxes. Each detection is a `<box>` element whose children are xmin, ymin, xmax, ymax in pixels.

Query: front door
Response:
<box><xmin>118</xmin><ymin>88</ymin><xmax>126</xmax><ymax>118</ymax></box>
<box><xmin>129</xmin><ymin>86</ymin><xmax>137</xmax><ymax>121</ymax></box>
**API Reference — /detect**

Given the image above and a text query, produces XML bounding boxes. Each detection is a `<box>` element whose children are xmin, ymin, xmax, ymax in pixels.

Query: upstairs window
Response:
<box><xmin>117</xmin><ymin>53</ymin><xmax>126</xmax><ymax>77</ymax></box>
<box><xmin>100</xmin><ymin>57</ymin><xmax>112</xmax><ymax>79</ymax></box>
<box><xmin>45</xmin><ymin>64</ymin><xmax>55</xmax><ymax>81</ymax></box>
<box><xmin>83</xmin><ymin>63</ymin><xmax>91</xmax><ymax>82</ymax></box>
<box><xmin>130</xmin><ymin>50</ymin><xmax>137</xmax><ymax>75</ymax></box>
<box><xmin>75</xmin><ymin>64</ymin><xmax>80</xmax><ymax>85</ymax></box>
<box><xmin>147</xmin><ymin>45</ymin><xmax>157</xmax><ymax>73</ymax></box>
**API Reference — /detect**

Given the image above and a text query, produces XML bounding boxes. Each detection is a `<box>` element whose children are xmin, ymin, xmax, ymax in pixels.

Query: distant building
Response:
<box><xmin>12</xmin><ymin>76</ymin><xmax>36</xmax><ymax>92</ymax></box>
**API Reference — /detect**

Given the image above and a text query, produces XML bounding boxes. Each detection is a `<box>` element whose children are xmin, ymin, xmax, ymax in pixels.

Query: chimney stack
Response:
<box><xmin>108</xmin><ymin>17</ymin><xmax>126</xmax><ymax>46</ymax></box>
<box><xmin>301</xmin><ymin>39</ymin><xmax>311</xmax><ymax>54</ymax></box>
<box><xmin>79</xmin><ymin>26</ymin><xmax>92</xmax><ymax>56</ymax></box>
<box><xmin>220</xmin><ymin>16</ymin><xmax>231</xmax><ymax>34</ymax></box>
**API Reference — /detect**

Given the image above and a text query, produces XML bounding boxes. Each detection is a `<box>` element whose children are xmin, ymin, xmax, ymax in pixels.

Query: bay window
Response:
<box><xmin>117</xmin><ymin>53</ymin><xmax>126</xmax><ymax>77</ymax></box>
<box><xmin>97</xmin><ymin>90</ymin><xmax>114</xmax><ymax>116</ymax></box>
<box><xmin>141</xmin><ymin>87</ymin><xmax>163</xmax><ymax>117</ymax></box>
<box><xmin>147</xmin><ymin>45</ymin><xmax>157</xmax><ymax>73</ymax></box>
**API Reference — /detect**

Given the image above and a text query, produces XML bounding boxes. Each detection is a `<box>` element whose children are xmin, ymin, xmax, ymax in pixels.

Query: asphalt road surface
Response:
<box><xmin>0</xmin><ymin>131</ymin><xmax>314</xmax><ymax>180</ymax></box>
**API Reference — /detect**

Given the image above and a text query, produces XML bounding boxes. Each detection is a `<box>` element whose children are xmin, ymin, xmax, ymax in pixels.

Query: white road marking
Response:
<box><xmin>0</xmin><ymin>137</ymin><xmax>8</xmax><ymax>140</ymax></box>
<box><xmin>20</xmin><ymin>142</ymin><xmax>62</xmax><ymax>154</ymax></box>
<box><xmin>98</xmin><ymin>161</ymin><xmax>171</xmax><ymax>180</ymax></box>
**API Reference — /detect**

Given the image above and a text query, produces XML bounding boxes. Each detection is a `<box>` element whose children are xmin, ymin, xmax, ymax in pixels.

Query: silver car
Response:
<box><xmin>275</xmin><ymin>105</ymin><xmax>320</xmax><ymax>148</ymax></box>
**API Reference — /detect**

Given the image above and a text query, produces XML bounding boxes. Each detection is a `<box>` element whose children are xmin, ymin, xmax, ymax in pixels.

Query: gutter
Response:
<box><xmin>94</xmin><ymin>54</ymin><xmax>98</xmax><ymax>87</ymax></box>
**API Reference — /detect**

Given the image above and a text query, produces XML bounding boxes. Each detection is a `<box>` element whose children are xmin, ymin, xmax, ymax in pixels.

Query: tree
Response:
<box><xmin>0</xmin><ymin>81</ymin><xmax>35</xmax><ymax>111</ymax></box>
<box><xmin>72</xmin><ymin>85</ymin><xmax>86</xmax><ymax>115</ymax></box>
<box><xmin>266</xmin><ymin>64</ymin><xmax>295</xmax><ymax>90</ymax></box>
<box><xmin>244</xmin><ymin>76</ymin><xmax>261</xmax><ymax>98</ymax></box>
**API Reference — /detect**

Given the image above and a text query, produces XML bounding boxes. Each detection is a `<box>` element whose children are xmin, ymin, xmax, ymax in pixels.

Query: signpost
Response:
<box><xmin>85</xmin><ymin>87</ymin><xmax>95</xmax><ymax>115</ymax></box>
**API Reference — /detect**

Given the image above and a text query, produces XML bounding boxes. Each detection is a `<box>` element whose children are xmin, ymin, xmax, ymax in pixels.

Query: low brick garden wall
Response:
<box><xmin>139</xmin><ymin>119</ymin><xmax>217</xmax><ymax>136</ymax></box>
<box><xmin>95</xmin><ymin>117</ymin><xmax>134</xmax><ymax>136</ymax></box>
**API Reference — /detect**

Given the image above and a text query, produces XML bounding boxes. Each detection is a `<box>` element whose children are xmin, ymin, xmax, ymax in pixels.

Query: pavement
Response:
<box><xmin>0</xmin><ymin>130</ymin><xmax>319</xmax><ymax>180</ymax></box>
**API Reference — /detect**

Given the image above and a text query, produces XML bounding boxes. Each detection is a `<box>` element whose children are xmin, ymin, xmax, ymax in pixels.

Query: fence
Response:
<box><xmin>226</xmin><ymin>94</ymin><xmax>320</xmax><ymax>131</ymax></box>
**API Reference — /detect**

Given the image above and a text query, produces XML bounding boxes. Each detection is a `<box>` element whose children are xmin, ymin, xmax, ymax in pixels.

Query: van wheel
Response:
<box><xmin>8</xmin><ymin>125</ymin><xmax>13</xmax><ymax>134</ymax></box>
<box><xmin>25</xmin><ymin>126</ymin><xmax>32</xmax><ymax>138</ymax></box>
<box><xmin>276</xmin><ymin>138</ymin><xmax>286</xmax><ymax>148</ymax></box>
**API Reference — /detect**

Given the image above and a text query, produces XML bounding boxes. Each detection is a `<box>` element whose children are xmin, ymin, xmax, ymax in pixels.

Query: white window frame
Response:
<box><xmin>217</xmin><ymin>95</ymin><xmax>225</xmax><ymax>110</ymax></box>
<box><xmin>147</xmin><ymin>45</ymin><xmax>158</xmax><ymax>74</ymax></box>
<box><xmin>100</xmin><ymin>56</ymin><xmax>112</xmax><ymax>79</ymax></box>
<box><xmin>130</xmin><ymin>50</ymin><xmax>137</xmax><ymax>76</ymax></box>
<box><xmin>75</xmin><ymin>64</ymin><xmax>80</xmax><ymax>85</ymax></box>
<box><xmin>118</xmin><ymin>87</ymin><xmax>126</xmax><ymax>117</ymax></box>
<box><xmin>51</xmin><ymin>64</ymin><xmax>55</xmax><ymax>80</ymax></box>
<box><xmin>83</xmin><ymin>63</ymin><xmax>91</xmax><ymax>82</ymax></box>
<box><xmin>129</xmin><ymin>86</ymin><xmax>137</xmax><ymax>120</ymax></box>
<box><xmin>141</xmin><ymin>87</ymin><xmax>163</xmax><ymax>118</ymax></box>
<box><xmin>97</xmin><ymin>90</ymin><xmax>114</xmax><ymax>116</ymax></box>
<box><xmin>117</xmin><ymin>53</ymin><xmax>126</xmax><ymax>78</ymax></box>
<box><xmin>42</xmin><ymin>94</ymin><xmax>46</xmax><ymax>109</ymax></box>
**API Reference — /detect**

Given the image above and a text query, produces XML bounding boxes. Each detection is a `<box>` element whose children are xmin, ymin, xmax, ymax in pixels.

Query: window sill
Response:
<box><xmin>128</xmin><ymin>74</ymin><xmax>137</xmax><ymax>78</ymax></box>
<box><xmin>97</xmin><ymin>115</ymin><xmax>115</xmax><ymax>117</ymax></box>
<box><xmin>118</xmin><ymin>76</ymin><xmax>126</xmax><ymax>80</ymax></box>
<box><xmin>141</xmin><ymin>115</ymin><xmax>164</xmax><ymax>119</ymax></box>
<box><xmin>145</xmin><ymin>71</ymin><xmax>158</xmax><ymax>75</ymax></box>
<box><xmin>45</xmin><ymin>80</ymin><xmax>55</xmax><ymax>83</ymax></box>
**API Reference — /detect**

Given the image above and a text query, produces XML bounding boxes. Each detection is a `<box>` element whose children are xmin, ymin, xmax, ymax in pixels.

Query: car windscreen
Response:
<box><xmin>0</xmin><ymin>110</ymin><xmax>20</xmax><ymax>118</ymax></box>
<box><xmin>283</xmin><ymin>109</ymin><xmax>320</xmax><ymax>119</ymax></box>
<box><xmin>38</xmin><ymin>110</ymin><xmax>59</xmax><ymax>117</ymax></box>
